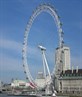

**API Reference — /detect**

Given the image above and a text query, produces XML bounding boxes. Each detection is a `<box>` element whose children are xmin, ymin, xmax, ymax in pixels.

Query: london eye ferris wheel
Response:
<box><xmin>22</xmin><ymin>3</ymin><xmax>64</xmax><ymax>89</ymax></box>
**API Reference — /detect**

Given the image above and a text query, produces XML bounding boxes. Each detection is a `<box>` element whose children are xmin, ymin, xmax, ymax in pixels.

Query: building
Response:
<box><xmin>55</xmin><ymin>46</ymin><xmax>70</xmax><ymax>76</ymax></box>
<box><xmin>35</xmin><ymin>72</ymin><xmax>46</xmax><ymax>89</ymax></box>
<box><xmin>0</xmin><ymin>80</ymin><xmax>2</xmax><ymax>88</ymax></box>
<box><xmin>0</xmin><ymin>80</ymin><xmax>2</xmax><ymax>92</ymax></box>
<box><xmin>11</xmin><ymin>80</ymin><xmax>29</xmax><ymax>88</ymax></box>
<box><xmin>55</xmin><ymin>46</ymin><xmax>71</xmax><ymax>91</ymax></box>
<box><xmin>62</xmin><ymin>46</ymin><xmax>70</xmax><ymax>71</ymax></box>
<box><xmin>58</xmin><ymin>69</ymin><xmax>82</xmax><ymax>94</ymax></box>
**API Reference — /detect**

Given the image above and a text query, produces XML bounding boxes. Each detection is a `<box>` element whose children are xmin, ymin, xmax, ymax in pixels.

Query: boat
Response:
<box><xmin>52</xmin><ymin>93</ymin><xmax>56</xmax><ymax>97</ymax></box>
<box><xmin>52</xmin><ymin>90</ymin><xmax>57</xmax><ymax>97</ymax></box>
<box><xmin>28</xmin><ymin>93</ymin><xmax>38</xmax><ymax>97</ymax></box>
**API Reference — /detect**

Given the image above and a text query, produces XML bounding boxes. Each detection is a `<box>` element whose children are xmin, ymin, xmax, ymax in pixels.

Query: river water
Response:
<box><xmin>0</xmin><ymin>94</ymin><xmax>69</xmax><ymax>97</ymax></box>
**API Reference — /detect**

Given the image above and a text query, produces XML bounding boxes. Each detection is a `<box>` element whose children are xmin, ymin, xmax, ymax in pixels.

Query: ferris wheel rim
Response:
<box><xmin>22</xmin><ymin>3</ymin><xmax>64</xmax><ymax>88</ymax></box>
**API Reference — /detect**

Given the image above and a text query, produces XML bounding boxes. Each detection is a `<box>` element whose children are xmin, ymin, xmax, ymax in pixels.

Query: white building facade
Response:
<box><xmin>55</xmin><ymin>46</ymin><xmax>70</xmax><ymax>75</ymax></box>
<box><xmin>62</xmin><ymin>46</ymin><xmax>70</xmax><ymax>71</ymax></box>
<box><xmin>58</xmin><ymin>69</ymin><xmax>82</xmax><ymax>95</ymax></box>
<box><xmin>35</xmin><ymin>72</ymin><xmax>46</xmax><ymax>89</ymax></box>
<box><xmin>11</xmin><ymin>80</ymin><xmax>29</xmax><ymax>88</ymax></box>
<box><xmin>55</xmin><ymin>46</ymin><xmax>70</xmax><ymax>91</ymax></box>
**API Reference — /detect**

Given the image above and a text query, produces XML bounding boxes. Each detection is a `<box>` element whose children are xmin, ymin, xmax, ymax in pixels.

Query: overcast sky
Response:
<box><xmin>0</xmin><ymin>0</ymin><xmax>82</xmax><ymax>83</ymax></box>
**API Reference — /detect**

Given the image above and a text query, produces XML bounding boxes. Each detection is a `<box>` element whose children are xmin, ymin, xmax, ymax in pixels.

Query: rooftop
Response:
<box><xmin>59</xmin><ymin>69</ymin><xmax>82</xmax><ymax>80</ymax></box>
